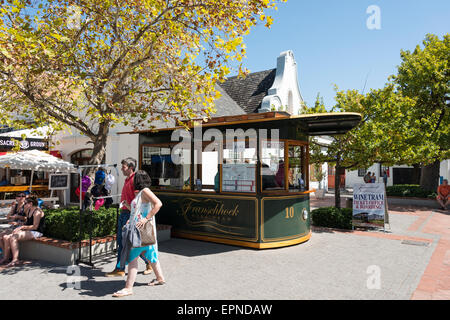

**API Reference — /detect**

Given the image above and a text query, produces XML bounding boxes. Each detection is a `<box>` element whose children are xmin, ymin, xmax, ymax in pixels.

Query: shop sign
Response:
<box><xmin>156</xmin><ymin>194</ymin><xmax>258</xmax><ymax>241</ymax></box>
<box><xmin>352</xmin><ymin>183</ymin><xmax>387</xmax><ymax>228</ymax></box>
<box><xmin>0</xmin><ymin>137</ymin><xmax>48</xmax><ymax>151</ymax></box>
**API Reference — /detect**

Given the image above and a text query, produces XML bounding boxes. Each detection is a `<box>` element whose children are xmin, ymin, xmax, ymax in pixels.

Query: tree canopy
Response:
<box><xmin>0</xmin><ymin>0</ymin><xmax>284</xmax><ymax>163</ymax></box>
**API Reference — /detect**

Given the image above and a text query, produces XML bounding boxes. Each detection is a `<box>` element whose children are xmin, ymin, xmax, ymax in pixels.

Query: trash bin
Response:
<box><xmin>346</xmin><ymin>198</ymin><xmax>353</xmax><ymax>208</ymax></box>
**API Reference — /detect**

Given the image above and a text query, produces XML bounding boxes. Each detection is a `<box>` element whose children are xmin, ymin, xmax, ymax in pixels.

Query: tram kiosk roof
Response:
<box><xmin>118</xmin><ymin>112</ymin><xmax>362</xmax><ymax>136</ymax></box>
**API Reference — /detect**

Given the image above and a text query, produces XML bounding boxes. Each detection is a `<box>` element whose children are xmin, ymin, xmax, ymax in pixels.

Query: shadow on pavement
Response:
<box><xmin>0</xmin><ymin>260</ymin><xmax>58</xmax><ymax>275</ymax></box>
<box><xmin>57</xmin><ymin>278</ymin><xmax>150</xmax><ymax>298</ymax></box>
<box><xmin>158</xmin><ymin>237</ymin><xmax>245</xmax><ymax>257</ymax></box>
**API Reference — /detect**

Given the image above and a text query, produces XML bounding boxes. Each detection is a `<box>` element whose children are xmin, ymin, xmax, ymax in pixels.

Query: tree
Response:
<box><xmin>0</xmin><ymin>0</ymin><xmax>284</xmax><ymax>168</ymax></box>
<box><xmin>391</xmin><ymin>33</ymin><xmax>450</xmax><ymax>191</ymax></box>
<box><xmin>307</xmin><ymin>87</ymin><xmax>416</xmax><ymax>208</ymax></box>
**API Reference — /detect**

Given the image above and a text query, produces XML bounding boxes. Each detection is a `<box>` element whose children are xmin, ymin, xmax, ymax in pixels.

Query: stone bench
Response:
<box><xmin>18</xmin><ymin>224</ymin><xmax>172</xmax><ymax>266</ymax></box>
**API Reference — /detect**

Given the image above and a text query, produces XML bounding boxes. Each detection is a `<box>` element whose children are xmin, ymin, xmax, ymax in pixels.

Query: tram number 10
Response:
<box><xmin>285</xmin><ymin>207</ymin><xmax>295</xmax><ymax>219</ymax></box>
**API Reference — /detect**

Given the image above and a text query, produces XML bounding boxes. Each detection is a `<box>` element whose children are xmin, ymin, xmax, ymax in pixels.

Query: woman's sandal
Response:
<box><xmin>148</xmin><ymin>279</ymin><xmax>166</xmax><ymax>286</ymax></box>
<box><xmin>112</xmin><ymin>288</ymin><xmax>133</xmax><ymax>298</ymax></box>
<box><xmin>5</xmin><ymin>260</ymin><xmax>21</xmax><ymax>268</ymax></box>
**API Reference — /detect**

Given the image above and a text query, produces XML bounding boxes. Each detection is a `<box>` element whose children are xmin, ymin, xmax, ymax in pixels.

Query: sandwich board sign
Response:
<box><xmin>352</xmin><ymin>183</ymin><xmax>389</xmax><ymax>230</ymax></box>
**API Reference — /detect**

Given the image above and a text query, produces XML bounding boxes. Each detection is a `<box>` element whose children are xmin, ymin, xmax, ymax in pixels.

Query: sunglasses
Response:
<box><xmin>16</xmin><ymin>195</ymin><xmax>26</xmax><ymax>198</ymax></box>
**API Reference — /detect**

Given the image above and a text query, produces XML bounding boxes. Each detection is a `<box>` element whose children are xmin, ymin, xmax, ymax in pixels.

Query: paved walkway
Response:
<box><xmin>0</xmin><ymin>194</ymin><xmax>448</xmax><ymax>300</ymax></box>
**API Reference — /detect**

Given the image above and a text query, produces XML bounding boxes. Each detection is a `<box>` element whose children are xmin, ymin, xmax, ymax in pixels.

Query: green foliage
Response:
<box><xmin>392</xmin><ymin>33</ymin><xmax>450</xmax><ymax>164</ymax></box>
<box><xmin>386</xmin><ymin>184</ymin><xmax>436</xmax><ymax>198</ymax></box>
<box><xmin>311</xmin><ymin>207</ymin><xmax>352</xmax><ymax>230</ymax></box>
<box><xmin>43</xmin><ymin>206</ymin><xmax>117</xmax><ymax>242</ymax></box>
<box><xmin>0</xmin><ymin>0</ymin><xmax>285</xmax><ymax>165</ymax></box>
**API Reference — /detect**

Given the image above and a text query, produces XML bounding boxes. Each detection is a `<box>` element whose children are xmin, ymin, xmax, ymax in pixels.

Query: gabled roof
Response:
<box><xmin>219</xmin><ymin>69</ymin><xmax>276</xmax><ymax>114</ymax></box>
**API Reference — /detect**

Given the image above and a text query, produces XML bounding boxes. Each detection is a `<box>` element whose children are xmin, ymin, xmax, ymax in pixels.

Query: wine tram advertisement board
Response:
<box><xmin>352</xmin><ymin>183</ymin><xmax>389</xmax><ymax>229</ymax></box>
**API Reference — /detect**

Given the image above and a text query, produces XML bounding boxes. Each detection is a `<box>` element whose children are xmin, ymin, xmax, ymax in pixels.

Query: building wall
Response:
<box><xmin>52</xmin><ymin>125</ymin><xmax>140</xmax><ymax>204</ymax></box>
<box><xmin>346</xmin><ymin>160</ymin><xmax>450</xmax><ymax>189</ymax></box>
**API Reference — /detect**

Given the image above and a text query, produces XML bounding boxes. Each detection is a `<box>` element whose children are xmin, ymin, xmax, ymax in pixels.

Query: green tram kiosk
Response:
<box><xmin>121</xmin><ymin>112</ymin><xmax>361</xmax><ymax>249</ymax></box>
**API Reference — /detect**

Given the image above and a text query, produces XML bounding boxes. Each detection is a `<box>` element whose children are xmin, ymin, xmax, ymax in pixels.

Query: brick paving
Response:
<box><xmin>0</xmin><ymin>192</ymin><xmax>448</xmax><ymax>300</ymax></box>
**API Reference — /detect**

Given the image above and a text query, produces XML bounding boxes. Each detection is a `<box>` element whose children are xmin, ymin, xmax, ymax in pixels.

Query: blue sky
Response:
<box><xmin>233</xmin><ymin>0</ymin><xmax>450</xmax><ymax>109</ymax></box>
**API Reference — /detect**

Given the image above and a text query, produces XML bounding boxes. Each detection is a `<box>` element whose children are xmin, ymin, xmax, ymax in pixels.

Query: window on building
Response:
<box><xmin>192</xmin><ymin>142</ymin><xmax>220</xmax><ymax>192</ymax></box>
<box><xmin>261</xmin><ymin>140</ymin><xmax>285</xmax><ymax>191</ymax></box>
<box><xmin>141</xmin><ymin>145</ymin><xmax>190</xmax><ymax>190</ymax></box>
<box><xmin>221</xmin><ymin>140</ymin><xmax>257</xmax><ymax>193</ymax></box>
<box><xmin>288</xmin><ymin>144</ymin><xmax>308</xmax><ymax>191</ymax></box>
<box><xmin>358</xmin><ymin>168</ymin><xmax>367</xmax><ymax>177</ymax></box>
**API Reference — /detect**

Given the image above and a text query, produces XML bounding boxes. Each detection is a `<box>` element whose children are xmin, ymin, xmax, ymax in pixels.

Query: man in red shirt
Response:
<box><xmin>437</xmin><ymin>179</ymin><xmax>449</xmax><ymax>210</ymax></box>
<box><xmin>105</xmin><ymin>158</ymin><xmax>153</xmax><ymax>277</ymax></box>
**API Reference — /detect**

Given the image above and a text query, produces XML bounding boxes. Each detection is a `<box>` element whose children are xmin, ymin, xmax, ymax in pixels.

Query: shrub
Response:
<box><xmin>311</xmin><ymin>207</ymin><xmax>352</xmax><ymax>230</ymax></box>
<box><xmin>386</xmin><ymin>184</ymin><xmax>434</xmax><ymax>198</ymax></box>
<box><xmin>43</xmin><ymin>206</ymin><xmax>118</xmax><ymax>242</ymax></box>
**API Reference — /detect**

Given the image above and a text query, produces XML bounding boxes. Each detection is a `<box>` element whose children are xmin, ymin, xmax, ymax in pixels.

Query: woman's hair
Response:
<box><xmin>25</xmin><ymin>195</ymin><xmax>39</xmax><ymax>207</ymax></box>
<box><xmin>133</xmin><ymin>170</ymin><xmax>152</xmax><ymax>191</ymax></box>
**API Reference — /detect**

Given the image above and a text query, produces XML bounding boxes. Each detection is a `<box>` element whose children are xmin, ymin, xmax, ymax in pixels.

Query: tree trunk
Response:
<box><xmin>412</xmin><ymin>164</ymin><xmax>421</xmax><ymax>185</ymax></box>
<box><xmin>420</xmin><ymin>160</ymin><xmax>440</xmax><ymax>192</ymax></box>
<box><xmin>85</xmin><ymin>123</ymin><xmax>109</xmax><ymax>176</ymax></box>
<box><xmin>335</xmin><ymin>165</ymin><xmax>341</xmax><ymax>209</ymax></box>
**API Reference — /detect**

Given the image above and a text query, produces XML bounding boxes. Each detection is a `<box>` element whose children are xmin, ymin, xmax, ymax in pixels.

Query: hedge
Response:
<box><xmin>43</xmin><ymin>206</ymin><xmax>118</xmax><ymax>242</ymax></box>
<box><xmin>311</xmin><ymin>207</ymin><xmax>352</xmax><ymax>230</ymax></box>
<box><xmin>386</xmin><ymin>184</ymin><xmax>437</xmax><ymax>199</ymax></box>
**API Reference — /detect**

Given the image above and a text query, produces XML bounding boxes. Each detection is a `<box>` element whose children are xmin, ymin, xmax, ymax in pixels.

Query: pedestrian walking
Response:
<box><xmin>382</xmin><ymin>170</ymin><xmax>388</xmax><ymax>186</ymax></box>
<box><xmin>105</xmin><ymin>158</ymin><xmax>153</xmax><ymax>277</ymax></box>
<box><xmin>363</xmin><ymin>171</ymin><xmax>371</xmax><ymax>183</ymax></box>
<box><xmin>112</xmin><ymin>170</ymin><xmax>165</xmax><ymax>297</ymax></box>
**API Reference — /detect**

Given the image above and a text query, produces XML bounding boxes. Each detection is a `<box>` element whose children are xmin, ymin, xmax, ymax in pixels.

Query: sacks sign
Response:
<box><xmin>352</xmin><ymin>183</ymin><xmax>387</xmax><ymax>228</ymax></box>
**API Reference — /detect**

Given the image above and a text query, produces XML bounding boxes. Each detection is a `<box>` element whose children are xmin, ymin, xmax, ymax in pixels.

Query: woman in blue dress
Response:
<box><xmin>113</xmin><ymin>170</ymin><xmax>165</xmax><ymax>297</ymax></box>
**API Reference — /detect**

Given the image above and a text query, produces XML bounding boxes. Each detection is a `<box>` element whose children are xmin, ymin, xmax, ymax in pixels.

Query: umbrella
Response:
<box><xmin>0</xmin><ymin>149</ymin><xmax>77</xmax><ymax>192</ymax></box>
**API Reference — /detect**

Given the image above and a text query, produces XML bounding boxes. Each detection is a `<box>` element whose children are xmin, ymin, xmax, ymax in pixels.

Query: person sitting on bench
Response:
<box><xmin>0</xmin><ymin>193</ymin><xmax>27</xmax><ymax>255</ymax></box>
<box><xmin>437</xmin><ymin>179</ymin><xmax>449</xmax><ymax>210</ymax></box>
<box><xmin>0</xmin><ymin>196</ymin><xmax>45</xmax><ymax>267</ymax></box>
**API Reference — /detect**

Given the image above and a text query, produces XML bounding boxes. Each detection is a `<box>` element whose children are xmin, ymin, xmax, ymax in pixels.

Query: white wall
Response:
<box><xmin>259</xmin><ymin>50</ymin><xmax>305</xmax><ymax>115</ymax></box>
<box><xmin>346</xmin><ymin>164</ymin><xmax>393</xmax><ymax>188</ymax></box>
<box><xmin>440</xmin><ymin>160</ymin><xmax>450</xmax><ymax>182</ymax></box>
<box><xmin>51</xmin><ymin>124</ymin><xmax>140</xmax><ymax>204</ymax></box>
<box><xmin>346</xmin><ymin>160</ymin><xmax>450</xmax><ymax>188</ymax></box>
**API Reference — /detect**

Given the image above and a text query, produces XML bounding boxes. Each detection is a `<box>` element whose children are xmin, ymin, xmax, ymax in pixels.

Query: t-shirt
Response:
<box><xmin>437</xmin><ymin>185</ymin><xmax>450</xmax><ymax>197</ymax></box>
<box><xmin>121</xmin><ymin>172</ymin><xmax>136</xmax><ymax>206</ymax></box>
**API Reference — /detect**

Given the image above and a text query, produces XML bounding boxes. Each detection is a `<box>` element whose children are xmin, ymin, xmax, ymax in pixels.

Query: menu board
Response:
<box><xmin>222</xmin><ymin>163</ymin><xmax>256</xmax><ymax>192</ymax></box>
<box><xmin>49</xmin><ymin>174</ymin><xmax>69</xmax><ymax>190</ymax></box>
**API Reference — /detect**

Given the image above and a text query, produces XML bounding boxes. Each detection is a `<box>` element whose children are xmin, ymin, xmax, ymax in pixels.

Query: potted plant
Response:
<box><xmin>313</xmin><ymin>163</ymin><xmax>326</xmax><ymax>199</ymax></box>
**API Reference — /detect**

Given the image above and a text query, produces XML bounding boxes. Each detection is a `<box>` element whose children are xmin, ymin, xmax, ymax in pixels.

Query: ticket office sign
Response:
<box><xmin>352</xmin><ymin>183</ymin><xmax>386</xmax><ymax>228</ymax></box>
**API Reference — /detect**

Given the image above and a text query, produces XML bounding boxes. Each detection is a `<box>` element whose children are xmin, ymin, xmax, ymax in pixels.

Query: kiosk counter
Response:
<box><xmin>120</xmin><ymin>112</ymin><xmax>361</xmax><ymax>249</ymax></box>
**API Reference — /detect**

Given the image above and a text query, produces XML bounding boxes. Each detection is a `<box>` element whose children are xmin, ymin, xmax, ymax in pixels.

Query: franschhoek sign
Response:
<box><xmin>352</xmin><ymin>183</ymin><xmax>387</xmax><ymax>228</ymax></box>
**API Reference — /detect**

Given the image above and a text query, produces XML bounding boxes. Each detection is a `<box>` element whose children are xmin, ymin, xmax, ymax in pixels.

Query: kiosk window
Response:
<box><xmin>221</xmin><ymin>140</ymin><xmax>257</xmax><ymax>193</ymax></box>
<box><xmin>142</xmin><ymin>145</ymin><xmax>190</xmax><ymax>190</ymax></box>
<box><xmin>261</xmin><ymin>141</ymin><xmax>285</xmax><ymax>191</ymax></box>
<box><xmin>288</xmin><ymin>145</ymin><xmax>307</xmax><ymax>191</ymax></box>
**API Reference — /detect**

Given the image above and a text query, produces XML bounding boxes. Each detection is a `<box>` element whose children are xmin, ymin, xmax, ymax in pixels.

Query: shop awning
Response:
<box><xmin>0</xmin><ymin>149</ymin><xmax>76</xmax><ymax>172</ymax></box>
<box><xmin>117</xmin><ymin>112</ymin><xmax>362</xmax><ymax>136</ymax></box>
